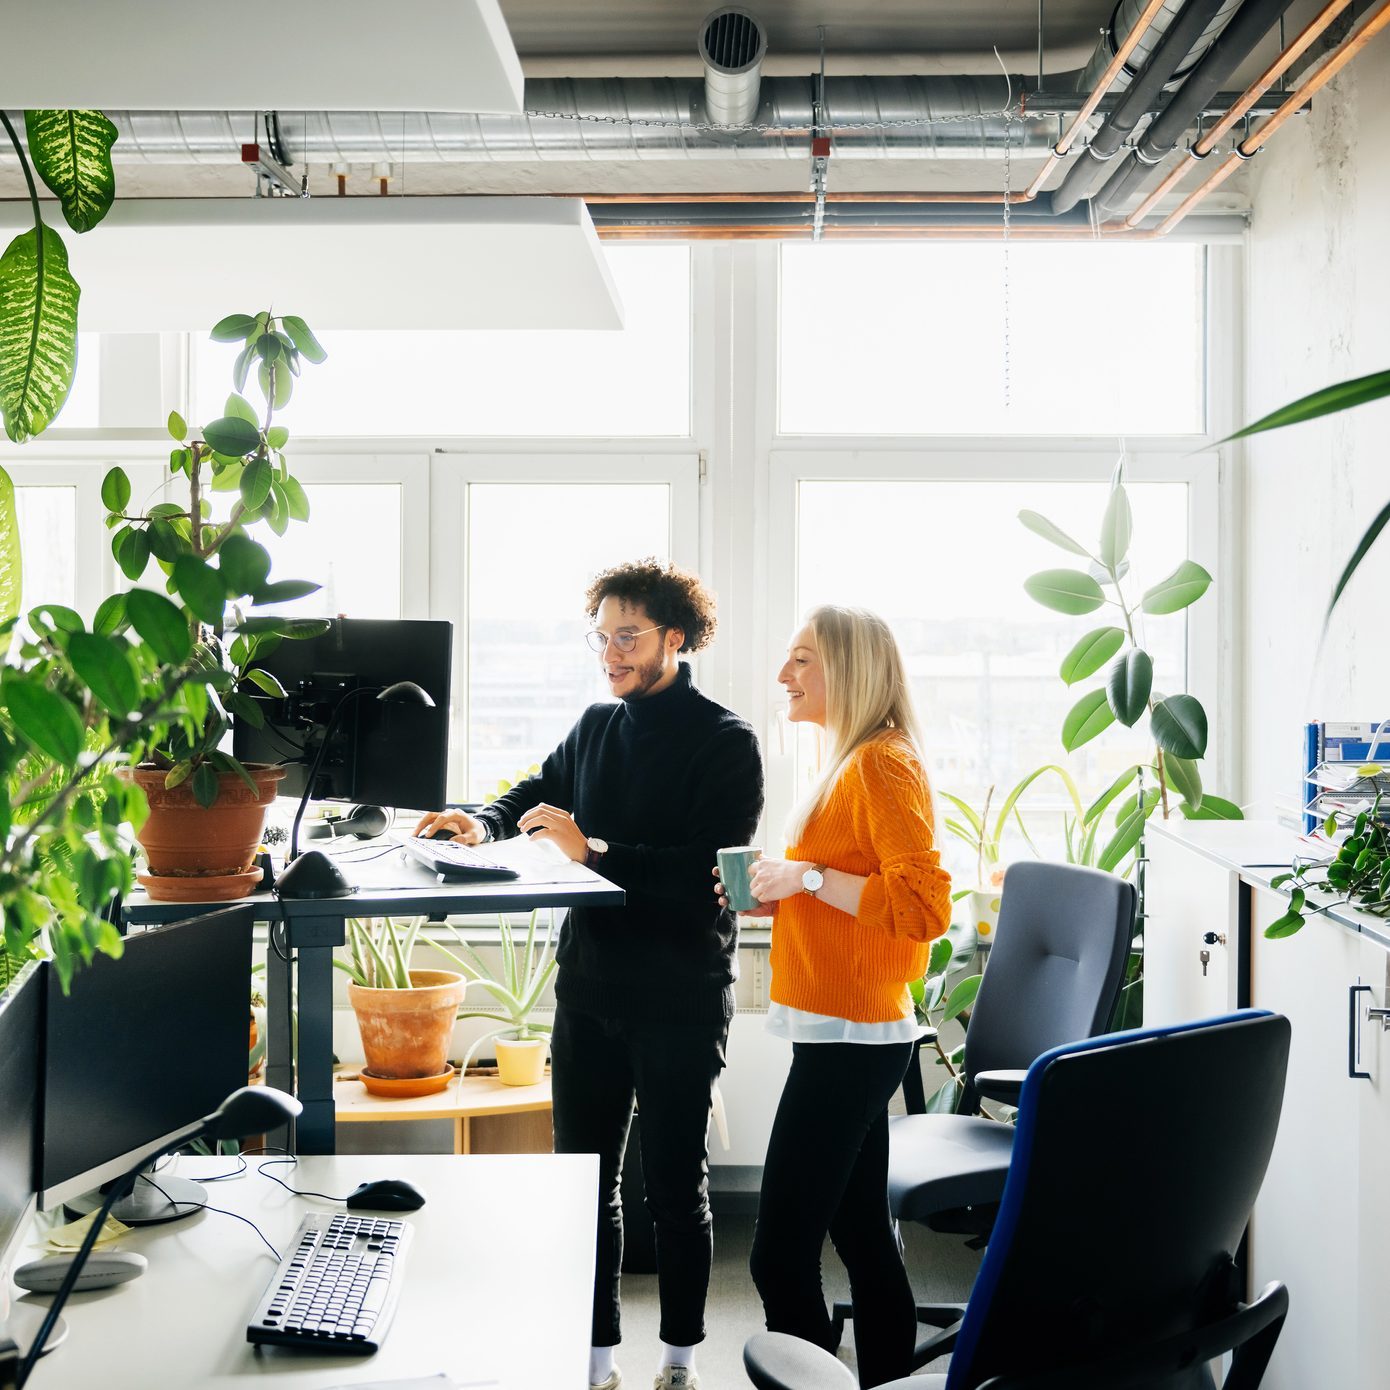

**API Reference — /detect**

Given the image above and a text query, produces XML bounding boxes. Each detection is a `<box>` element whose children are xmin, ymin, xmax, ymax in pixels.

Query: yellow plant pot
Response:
<box><xmin>494</xmin><ymin>1035</ymin><xmax>548</xmax><ymax>1087</ymax></box>
<box><xmin>968</xmin><ymin>887</ymin><xmax>1003</xmax><ymax>941</ymax></box>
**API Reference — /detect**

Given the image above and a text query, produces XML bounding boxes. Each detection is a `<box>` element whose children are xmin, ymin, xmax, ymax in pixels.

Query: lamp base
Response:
<box><xmin>66</xmin><ymin>1173</ymin><xmax>207</xmax><ymax>1227</ymax></box>
<box><xmin>1</xmin><ymin>1302</ymin><xmax>68</xmax><ymax>1361</ymax></box>
<box><xmin>276</xmin><ymin>850</ymin><xmax>357</xmax><ymax>899</ymax></box>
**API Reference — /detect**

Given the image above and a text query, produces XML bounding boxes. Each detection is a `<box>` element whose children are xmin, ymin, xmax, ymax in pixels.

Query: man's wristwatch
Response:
<box><xmin>801</xmin><ymin>863</ymin><xmax>827</xmax><ymax>897</ymax></box>
<box><xmin>585</xmin><ymin>836</ymin><xmax>609</xmax><ymax>870</ymax></box>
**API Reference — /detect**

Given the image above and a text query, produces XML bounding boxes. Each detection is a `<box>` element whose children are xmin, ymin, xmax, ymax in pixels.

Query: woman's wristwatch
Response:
<box><xmin>585</xmin><ymin>836</ymin><xmax>609</xmax><ymax>870</ymax></box>
<box><xmin>801</xmin><ymin>863</ymin><xmax>827</xmax><ymax>896</ymax></box>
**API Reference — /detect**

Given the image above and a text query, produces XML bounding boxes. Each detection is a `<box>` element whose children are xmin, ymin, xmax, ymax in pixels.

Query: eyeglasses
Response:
<box><xmin>585</xmin><ymin>624</ymin><xmax>665</xmax><ymax>654</ymax></box>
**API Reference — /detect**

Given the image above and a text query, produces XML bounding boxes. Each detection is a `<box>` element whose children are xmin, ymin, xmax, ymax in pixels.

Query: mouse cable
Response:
<box><xmin>253</xmin><ymin>1155</ymin><xmax>355</xmax><ymax>1204</ymax></box>
<box><xmin>139</xmin><ymin>1174</ymin><xmax>281</xmax><ymax>1262</ymax></box>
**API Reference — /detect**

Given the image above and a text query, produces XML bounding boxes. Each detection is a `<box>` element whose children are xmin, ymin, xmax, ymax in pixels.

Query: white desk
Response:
<box><xmin>9</xmin><ymin>1154</ymin><xmax>597</xmax><ymax>1390</ymax></box>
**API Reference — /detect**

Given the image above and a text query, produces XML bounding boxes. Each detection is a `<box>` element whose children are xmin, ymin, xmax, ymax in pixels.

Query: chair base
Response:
<box><xmin>829</xmin><ymin>1299</ymin><xmax>966</xmax><ymax>1368</ymax></box>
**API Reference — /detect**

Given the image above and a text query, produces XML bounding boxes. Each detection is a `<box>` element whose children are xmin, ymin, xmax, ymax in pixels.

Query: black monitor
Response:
<box><xmin>40</xmin><ymin>907</ymin><xmax>253</xmax><ymax>1222</ymax></box>
<box><xmin>0</xmin><ymin>962</ymin><xmax>42</xmax><ymax>1276</ymax></box>
<box><xmin>232</xmin><ymin>617</ymin><xmax>452</xmax><ymax>813</ymax></box>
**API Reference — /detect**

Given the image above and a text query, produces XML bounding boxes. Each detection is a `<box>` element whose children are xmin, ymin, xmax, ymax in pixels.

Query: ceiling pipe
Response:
<box><xmin>1075</xmin><ymin>0</ymin><xmax>1244</xmax><ymax>91</ymax></box>
<box><xmin>1050</xmin><ymin>0</ymin><xmax>1237</xmax><ymax>216</ymax></box>
<box><xmin>1121</xmin><ymin>0</ymin><xmax>1354</xmax><ymax>227</ymax></box>
<box><xmin>698</xmin><ymin>7</ymin><xmax>768</xmax><ymax>126</ymax></box>
<box><xmin>1090</xmin><ymin>0</ymin><xmax>1300</xmax><ymax>215</ymax></box>
<box><xmin>1145</xmin><ymin>0</ymin><xmax>1390</xmax><ymax>235</ymax></box>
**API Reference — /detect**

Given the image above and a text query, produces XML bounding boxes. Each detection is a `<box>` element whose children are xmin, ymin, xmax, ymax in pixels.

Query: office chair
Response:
<box><xmin>834</xmin><ymin>860</ymin><xmax>1134</xmax><ymax>1366</ymax></box>
<box><xmin>746</xmin><ymin>1010</ymin><xmax>1292</xmax><ymax>1390</ymax></box>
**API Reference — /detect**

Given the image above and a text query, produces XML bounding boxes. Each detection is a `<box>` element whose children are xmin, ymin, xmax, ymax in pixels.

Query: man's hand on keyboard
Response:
<box><xmin>413</xmin><ymin>808</ymin><xmax>486</xmax><ymax>844</ymax></box>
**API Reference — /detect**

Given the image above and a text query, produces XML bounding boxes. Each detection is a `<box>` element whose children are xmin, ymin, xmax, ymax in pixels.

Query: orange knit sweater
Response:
<box><xmin>773</xmin><ymin>735</ymin><xmax>952</xmax><ymax>1023</ymax></box>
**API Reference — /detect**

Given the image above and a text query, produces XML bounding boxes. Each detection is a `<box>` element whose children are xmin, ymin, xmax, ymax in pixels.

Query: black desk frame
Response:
<box><xmin>124</xmin><ymin>872</ymin><xmax>623</xmax><ymax>1154</ymax></box>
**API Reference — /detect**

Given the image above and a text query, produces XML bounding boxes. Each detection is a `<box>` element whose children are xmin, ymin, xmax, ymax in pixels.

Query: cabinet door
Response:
<box><xmin>1248</xmin><ymin>891</ymin><xmax>1362</xmax><ymax>1390</ymax></box>
<box><xmin>1356</xmin><ymin>936</ymin><xmax>1390</xmax><ymax>1379</ymax></box>
<box><xmin>1144</xmin><ymin>833</ymin><xmax>1239</xmax><ymax>1025</ymax></box>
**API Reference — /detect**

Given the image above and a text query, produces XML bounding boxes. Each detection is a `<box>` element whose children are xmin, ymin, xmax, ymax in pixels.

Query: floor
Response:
<box><xmin>616</xmin><ymin>1210</ymin><xmax>981</xmax><ymax>1389</ymax></box>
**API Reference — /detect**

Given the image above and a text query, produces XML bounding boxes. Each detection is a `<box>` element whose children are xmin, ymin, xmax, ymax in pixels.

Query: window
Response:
<box><xmin>789</xmin><ymin>476</ymin><xmax>1190</xmax><ymax>863</ymax></box>
<box><xmin>52</xmin><ymin>334</ymin><xmax>100</xmax><ymax>429</ymax></box>
<box><xmin>9</xmin><ymin>486</ymin><xmax>77</xmax><ymax>656</ymax></box>
<box><xmin>779</xmin><ymin>243</ymin><xmax>1205</xmax><ymax>435</ymax></box>
<box><xmin>465</xmin><ymin>481</ymin><xmax>673</xmax><ymax>800</ymax></box>
<box><xmin>192</xmin><ymin>247</ymin><xmax>692</xmax><ymax>438</ymax></box>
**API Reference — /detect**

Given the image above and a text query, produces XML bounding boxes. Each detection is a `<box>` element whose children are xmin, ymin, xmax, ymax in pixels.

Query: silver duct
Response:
<box><xmin>1076</xmin><ymin>0</ymin><xmax>1246</xmax><ymax>92</ymax></box>
<box><xmin>699</xmin><ymin>8</ymin><xmax>768</xmax><ymax>127</ymax></box>
<box><xmin>100</xmin><ymin>77</ymin><xmax>1063</xmax><ymax>165</ymax></box>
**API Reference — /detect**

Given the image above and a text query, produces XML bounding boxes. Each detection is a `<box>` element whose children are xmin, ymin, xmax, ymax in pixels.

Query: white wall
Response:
<box><xmin>1243</xmin><ymin>40</ymin><xmax>1390</xmax><ymax>816</ymax></box>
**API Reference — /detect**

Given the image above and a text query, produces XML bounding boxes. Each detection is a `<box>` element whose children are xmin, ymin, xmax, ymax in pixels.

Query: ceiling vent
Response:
<box><xmin>699</xmin><ymin>7</ymin><xmax>768</xmax><ymax>126</ymax></box>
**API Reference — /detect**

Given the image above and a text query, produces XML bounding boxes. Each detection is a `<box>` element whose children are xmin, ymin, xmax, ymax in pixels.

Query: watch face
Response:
<box><xmin>802</xmin><ymin>867</ymin><xmax>825</xmax><ymax>893</ymax></box>
<box><xmin>587</xmin><ymin>837</ymin><xmax>609</xmax><ymax>854</ymax></box>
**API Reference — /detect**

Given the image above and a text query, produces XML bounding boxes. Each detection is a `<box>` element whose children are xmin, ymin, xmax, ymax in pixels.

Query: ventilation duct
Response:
<box><xmin>1076</xmin><ymin>0</ymin><xmax>1245</xmax><ymax>93</ymax></box>
<box><xmin>699</xmin><ymin>7</ymin><xmax>768</xmax><ymax>126</ymax></box>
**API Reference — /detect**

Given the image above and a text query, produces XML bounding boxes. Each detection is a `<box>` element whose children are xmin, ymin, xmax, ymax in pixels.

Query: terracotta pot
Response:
<box><xmin>126</xmin><ymin>764</ymin><xmax>284</xmax><ymax>900</ymax></box>
<box><xmin>494</xmin><ymin>1034</ymin><xmax>548</xmax><ymax>1087</ymax></box>
<box><xmin>347</xmin><ymin>970</ymin><xmax>467</xmax><ymax>1080</ymax></box>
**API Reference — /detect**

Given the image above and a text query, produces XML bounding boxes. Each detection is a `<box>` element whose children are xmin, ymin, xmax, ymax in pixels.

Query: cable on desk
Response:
<box><xmin>139</xmin><ymin>1173</ymin><xmax>281</xmax><ymax>1262</ymax></box>
<box><xmin>254</xmin><ymin>1155</ymin><xmax>357</xmax><ymax>1204</ymax></box>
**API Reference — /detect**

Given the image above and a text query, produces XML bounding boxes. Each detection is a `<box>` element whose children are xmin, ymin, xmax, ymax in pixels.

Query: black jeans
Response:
<box><xmin>550</xmin><ymin>1001</ymin><xmax>729</xmax><ymax>1348</ymax></box>
<box><xmin>750</xmin><ymin>1040</ymin><xmax>917</xmax><ymax>1389</ymax></box>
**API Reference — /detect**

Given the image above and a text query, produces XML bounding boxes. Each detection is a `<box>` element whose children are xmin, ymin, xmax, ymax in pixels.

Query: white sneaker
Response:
<box><xmin>654</xmin><ymin>1367</ymin><xmax>699</xmax><ymax>1390</ymax></box>
<box><xmin>590</xmin><ymin>1369</ymin><xmax>622</xmax><ymax>1390</ymax></box>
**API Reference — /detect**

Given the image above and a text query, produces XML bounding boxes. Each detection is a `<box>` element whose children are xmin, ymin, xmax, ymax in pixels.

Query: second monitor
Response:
<box><xmin>232</xmin><ymin>617</ymin><xmax>452</xmax><ymax>814</ymax></box>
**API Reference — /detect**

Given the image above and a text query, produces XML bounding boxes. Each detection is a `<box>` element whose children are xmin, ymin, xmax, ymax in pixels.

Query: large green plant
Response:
<box><xmin>0</xmin><ymin>109</ymin><xmax>117</xmax><ymax>443</ymax></box>
<box><xmin>1019</xmin><ymin>468</ymin><xmax>1242</xmax><ymax>844</ymax></box>
<box><xmin>97</xmin><ymin>311</ymin><xmax>329</xmax><ymax>807</ymax></box>
<box><xmin>942</xmin><ymin>764</ymin><xmax>1084</xmax><ymax>887</ymax></box>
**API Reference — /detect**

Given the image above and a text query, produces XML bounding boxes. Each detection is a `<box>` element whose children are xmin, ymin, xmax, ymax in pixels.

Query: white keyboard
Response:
<box><xmin>392</xmin><ymin>833</ymin><xmax>519</xmax><ymax>881</ymax></box>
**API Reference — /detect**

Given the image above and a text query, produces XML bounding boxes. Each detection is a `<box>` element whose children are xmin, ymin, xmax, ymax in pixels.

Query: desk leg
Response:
<box><xmin>456</xmin><ymin>1118</ymin><xmax>469</xmax><ymax>1156</ymax></box>
<box><xmin>265</xmin><ymin>924</ymin><xmax>294</xmax><ymax>1100</ymax></box>
<box><xmin>282</xmin><ymin>913</ymin><xmax>346</xmax><ymax>1156</ymax></box>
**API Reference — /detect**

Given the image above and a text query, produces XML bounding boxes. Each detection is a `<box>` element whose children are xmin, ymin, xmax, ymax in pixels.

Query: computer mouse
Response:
<box><xmin>427</xmin><ymin>828</ymin><xmax>462</xmax><ymax>841</ymax></box>
<box><xmin>345</xmin><ymin>1178</ymin><xmax>426</xmax><ymax>1212</ymax></box>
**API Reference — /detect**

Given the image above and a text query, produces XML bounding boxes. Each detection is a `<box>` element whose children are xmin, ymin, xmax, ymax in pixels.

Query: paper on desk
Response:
<box><xmin>46</xmin><ymin>1211</ymin><xmax>131</xmax><ymax>1250</ymax></box>
<box><xmin>482</xmin><ymin>833</ymin><xmax>599</xmax><ymax>884</ymax></box>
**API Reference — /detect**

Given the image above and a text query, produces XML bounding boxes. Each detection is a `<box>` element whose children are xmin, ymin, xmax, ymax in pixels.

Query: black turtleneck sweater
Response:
<box><xmin>474</xmin><ymin>663</ymin><xmax>763</xmax><ymax>1025</ymax></box>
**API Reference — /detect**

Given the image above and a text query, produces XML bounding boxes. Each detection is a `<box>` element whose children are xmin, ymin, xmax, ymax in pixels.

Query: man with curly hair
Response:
<box><xmin>417</xmin><ymin>557</ymin><xmax>764</xmax><ymax>1390</ymax></box>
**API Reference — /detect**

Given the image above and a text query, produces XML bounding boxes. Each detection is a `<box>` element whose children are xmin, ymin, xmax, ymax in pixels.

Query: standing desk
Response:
<box><xmin>124</xmin><ymin>848</ymin><xmax>623</xmax><ymax>1154</ymax></box>
<box><xmin>8</xmin><ymin>1153</ymin><xmax>598</xmax><ymax>1389</ymax></box>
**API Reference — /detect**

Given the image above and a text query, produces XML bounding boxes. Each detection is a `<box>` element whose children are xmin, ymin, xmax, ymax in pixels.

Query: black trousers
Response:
<box><xmin>551</xmin><ymin>1001</ymin><xmax>729</xmax><ymax>1348</ymax></box>
<box><xmin>750</xmin><ymin>1040</ymin><xmax>917</xmax><ymax>1389</ymax></box>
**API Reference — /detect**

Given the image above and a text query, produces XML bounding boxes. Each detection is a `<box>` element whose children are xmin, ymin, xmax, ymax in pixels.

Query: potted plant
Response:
<box><xmin>428</xmin><ymin>909</ymin><xmax>557</xmax><ymax>1087</ymax></box>
<box><xmin>336</xmin><ymin>916</ymin><xmax>468</xmax><ymax>1095</ymax></box>
<box><xmin>98</xmin><ymin>310</ymin><xmax>330</xmax><ymax>900</ymax></box>
<box><xmin>908</xmin><ymin>922</ymin><xmax>983</xmax><ymax>1114</ymax></box>
<box><xmin>941</xmin><ymin>764</ymin><xmax>1085</xmax><ymax>939</ymax></box>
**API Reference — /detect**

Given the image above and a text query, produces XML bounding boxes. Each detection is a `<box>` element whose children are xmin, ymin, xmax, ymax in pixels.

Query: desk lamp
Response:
<box><xmin>276</xmin><ymin>680</ymin><xmax>435</xmax><ymax>900</ymax></box>
<box><xmin>9</xmin><ymin>1086</ymin><xmax>301</xmax><ymax>1388</ymax></box>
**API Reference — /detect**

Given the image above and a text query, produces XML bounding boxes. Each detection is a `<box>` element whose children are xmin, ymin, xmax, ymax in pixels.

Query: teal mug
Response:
<box><xmin>717</xmin><ymin>846</ymin><xmax>763</xmax><ymax>912</ymax></box>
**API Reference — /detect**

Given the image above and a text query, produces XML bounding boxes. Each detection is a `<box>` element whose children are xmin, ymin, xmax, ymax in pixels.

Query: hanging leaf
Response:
<box><xmin>224</xmin><ymin>391</ymin><xmax>259</xmax><ymax>424</ymax></box>
<box><xmin>1164</xmin><ymin>753</ymin><xmax>1203</xmax><ymax>811</ymax></box>
<box><xmin>1099</xmin><ymin>791</ymin><xmax>1160</xmax><ymax>873</ymax></box>
<box><xmin>202</xmin><ymin>414</ymin><xmax>261</xmax><ymax>457</ymax></box>
<box><xmin>258</xmin><ymin>357</ymin><xmax>292</xmax><ymax>409</ymax></box>
<box><xmin>1062</xmin><ymin>688</ymin><xmax>1116</xmax><ymax>752</ymax></box>
<box><xmin>115</xmin><ymin>525</ymin><xmax>151</xmax><ymax>581</ymax></box>
<box><xmin>1060</xmin><ymin>627</ymin><xmax>1125</xmax><ymax>685</ymax></box>
<box><xmin>1099</xmin><ymin>484</ymin><xmax>1132</xmax><ymax>572</ymax></box>
<box><xmin>67</xmin><ymin>632</ymin><xmax>140</xmax><ymax>716</ymax></box>
<box><xmin>280</xmin><ymin>475</ymin><xmax>311</xmax><ymax>522</ymax></box>
<box><xmin>1</xmin><ymin>678</ymin><xmax>84</xmax><ymax>764</ymax></box>
<box><xmin>1217</xmin><ymin>369</ymin><xmax>1390</xmax><ymax>444</ymax></box>
<box><xmin>239</xmin><ymin>455</ymin><xmax>273</xmax><ymax>511</ymax></box>
<box><xmin>24</xmin><ymin>110</ymin><xmax>119</xmax><ymax>233</ymax></box>
<box><xmin>125</xmin><ymin>588</ymin><xmax>193</xmax><ymax>664</ymax></box>
<box><xmin>192</xmin><ymin>761</ymin><xmax>220</xmax><ymax>809</ymax></box>
<box><xmin>1179</xmin><ymin>794</ymin><xmax>1242</xmax><ymax>821</ymax></box>
<box><xmin>167</xmin><ymin>409</ymin><xmax>187</xmax><ymax>441</ymax></box>
<box><xmin>1083</xmin><ymin>764</ymin><xmax>1140</xmax><ymax>825</ymax></box>
<box><xmin>1106</xmin><ymin>649</ymin><xmax>1153</xmax><ymax>727</ymax></box>
<box><xmin>1151</xmin><ymin>694</ymin><xmax>1208</xmax><ymax>759</ymax></box>
<box><xmin>0</xmin><ymin>222</ymin><xmax>80</xmax><ymax>443</ymax></box>
<box><xmin>218</xmin><ymin>534</ymin><xmax>272</xmax><ymax>597</ymax></box>
<box><xmin>251</xmin><ymin>578</ymin><xmax>320</xmax><ymax>606</ymax></box>
<box><xmin>940</xmin><ymin>973</ymin><xmax>982</xmax><ymax>1024</ymax></box>
<box><xmin>280</xmin><ymin>315</ymin><xmax>327</xmax><ymax>364</ymax></box>
<box><xmin>210</xmin><ymin>313</ymin><xmax>260</xmax><ymax>342</ymax></box>
<box><xmin>0</xmin><ymin>466</ymin><xmax>20</xmax><ymax>658</ymax></box>
<box><xmin>172</xmin><ymin>555</ymin><xmax>227</xmax><ymax>626</ymax></box>
<box><xmin>1024</xmin><ymin>569</ymin><xmax>1105</xmax><ymax>615</ymax></box>
<box><xmin>92</xmin><ymin>592</ymin><xmax>127</xmax><ymax>637</ymax></box>
<box><xmin>100</xmin><ymin>465</ymin><xmax>131</xmax><ymax>513</ymax></box>
<box><xmin>1018</xmin><ymin>509</ymin><xmax>1090</xmax><ymax>558</ymax></box>
<box><xmin>1141</xmin><ymin>560</ymin><xmax>1213</xmax><ymax>615</ymax></box>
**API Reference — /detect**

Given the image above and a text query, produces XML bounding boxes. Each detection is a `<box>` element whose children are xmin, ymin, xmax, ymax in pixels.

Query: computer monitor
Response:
<box><xmin>40</xmin><ymin>907</ymin><xmax>253</xmax><ymax>1223</ymax></box>
<box><xmin>232</xmin><ymin>617</ymin><xmax>452</xmax><ymax>813</ymax></box>
<box><xmin>0</xmin><ymin>962</ymin><xmax>42</xmax><ymax>1277</ymax></box>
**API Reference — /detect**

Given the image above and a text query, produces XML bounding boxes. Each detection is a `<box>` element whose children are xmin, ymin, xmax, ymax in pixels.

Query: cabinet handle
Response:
<box><xmin>1369</xmin><ymin>1006</ymin><xmax>1390</xmax><ymax>1032</ymax></box>
<box><xmin>1350</xmin><ymin>984</ymin><xmax>1374</xmax><ymax>1080</ymax></box>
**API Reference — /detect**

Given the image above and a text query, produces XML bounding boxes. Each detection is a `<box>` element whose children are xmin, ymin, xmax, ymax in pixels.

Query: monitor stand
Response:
<box><xmin>2</xmin><ymin>1300</ymin><xmax>69</xmax><ymax>1358</ymax></box>
<box><xmin>65</xmin><ymin>1169</ymin><xmax>207</xmax><ymax>1226</ymax></box>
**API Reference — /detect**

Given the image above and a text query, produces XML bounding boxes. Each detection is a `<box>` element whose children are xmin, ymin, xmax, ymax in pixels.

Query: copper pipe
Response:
<box><xmin>1023</xmin><ymin>0</ymin><xmax>1174</xmax><ymax>200</ymax></box>
<box><xmin>1124</xmin><ymin>0</ymin><xmax>1355</xmax><ymax>227</ymax></box>
<box><xmin>583</xmin><ymin>191</ymin><xmax>1033</xmax><ymax>204</ymax></box>
<box><xmin>596</xmin><ymin>224</ymin><xmax>1156</xmax><ymax>241</ymax></box>
<box><xmin>1151</xmin><ymin>0</ymin><xmax>1390</xmax><ymax>236</ymax></box>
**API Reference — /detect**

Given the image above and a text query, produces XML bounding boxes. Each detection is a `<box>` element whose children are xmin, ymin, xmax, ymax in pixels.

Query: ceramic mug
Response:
<box><xmin>717</xmin><ymin>845</ymin><xmax>763</xmax><ymax>912</ymax></box>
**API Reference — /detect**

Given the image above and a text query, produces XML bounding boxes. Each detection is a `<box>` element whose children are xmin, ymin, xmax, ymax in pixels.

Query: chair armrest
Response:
<box><xmin>974</xmin><ymin>1069</ymin><xmax>1028</xmax><ymax>1105</ymax></box>
<box><xmin>744</xmin><ymin>1332</ymin><xmax>857</xmax><ymax>1390</ymax></box>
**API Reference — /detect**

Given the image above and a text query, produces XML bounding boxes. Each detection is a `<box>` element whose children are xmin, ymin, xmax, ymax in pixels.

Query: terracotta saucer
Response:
<box><xmin>137</xmin><ymin>868</ymin><xmax>263</xmax><ymax>903</ymax></box>
<box><xmin>359</xmin><ymin>1065</ymin><xmax>456</xmax><ymax>1099</ymax></box>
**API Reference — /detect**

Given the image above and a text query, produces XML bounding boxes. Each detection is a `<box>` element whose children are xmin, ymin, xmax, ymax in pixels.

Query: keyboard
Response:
<box><xmin>247</xmin><ymin>1212</ymin><xmax>411</xmax><ymax>1353</ymax></box>
<box><xmin>393</xmin><ymin>833</ymin><xmax>520</xmax><ymax>881</ymax></box>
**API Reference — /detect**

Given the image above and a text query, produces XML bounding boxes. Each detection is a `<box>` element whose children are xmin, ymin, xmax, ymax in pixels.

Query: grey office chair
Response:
<box><xmin>746</xmin><ymin>1010</ymin><xmax>1291</xmax><ymax>1390</ymax></box>
<box><xmin>834</xmin><ymin>860</ymin><xmax>1135</xmax><ymax>1368</ymax></box>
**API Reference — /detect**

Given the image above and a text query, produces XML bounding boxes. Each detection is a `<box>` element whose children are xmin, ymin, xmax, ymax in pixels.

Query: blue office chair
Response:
<box><xmin>834</xmin><ymin>861</ymin><xmax>1135</xmax><ymax>1365</ymax></box>
<box><xmin>746</xmin><ymin>1010</ymin><xmax>1291</xmax><ymax>1390</ymax></box>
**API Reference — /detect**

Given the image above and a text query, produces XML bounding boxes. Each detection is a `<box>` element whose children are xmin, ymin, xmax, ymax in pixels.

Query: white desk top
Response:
<box><xmin>9</xmin><ymin>1154</ymin><xmax>597</xmax><ymax>1390</ymax></box>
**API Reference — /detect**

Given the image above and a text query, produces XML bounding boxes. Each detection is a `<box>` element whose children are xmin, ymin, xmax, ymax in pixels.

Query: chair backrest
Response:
<box><xmin>946</xmin><ymin>1010</ymin><xmax>1292</xmax><ymax>1390</ymax></box>
<box><xmin>962</xmin><ymin>861</ymin><xmax>1134</xmax><ymax>1095</ymax></box>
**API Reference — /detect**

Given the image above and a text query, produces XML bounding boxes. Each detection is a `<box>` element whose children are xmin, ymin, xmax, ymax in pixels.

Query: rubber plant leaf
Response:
<box><xmin>23</xmin><ymin>110</ymin><xmax>118</xmax><ymax>234</ymax></box>
<box><xmin>1024</xmin><ymin>568</ymin><xmax>1106</xmax><ymax>616</ymax></box>
<box><xmin>0</xmin><ymin>222</ymin><xmax>80</xmax><ymax>443</ymax></box>
<box><xmin>1059</xmin><ymin>626</ymin><xmax>1125</xmax><ymax>685</ymax></box>
<box><xmin>1106</xmin><ymin>648</ymin><xmax>1153</xmax><ymax>728</ymax></box>
<box><xmin>1151</xmin><ymin>694</ymin><xmax>1209</xmax><ymax>760</ymax></box>
<box><xmin>1062</xmin><ymin>688</ymin><xmax>1116</xmax><ymax>752</ymax></box>
<box><xmin>0</xmin><ymin>466</ymin><xmax>20</xmax><ymax>657</ymax></box>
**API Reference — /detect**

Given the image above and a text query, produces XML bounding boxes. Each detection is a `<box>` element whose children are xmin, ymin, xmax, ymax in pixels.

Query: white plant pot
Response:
<box><xmin>967</xmin><ymin>887</ymin><xmax>1003</xmax><ymax>942</ymax></box>
<box><xmin>494</xmin><ymin>1035</ymin><xmax>548</xmax><ymax>1087</ymax></box>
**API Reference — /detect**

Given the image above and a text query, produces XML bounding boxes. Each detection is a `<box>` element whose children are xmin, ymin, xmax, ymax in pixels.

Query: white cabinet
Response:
<box><xmin>1353</xmin><ymin>937</ymin><xmax>1390</xmax><ymax>1381</ymax></box>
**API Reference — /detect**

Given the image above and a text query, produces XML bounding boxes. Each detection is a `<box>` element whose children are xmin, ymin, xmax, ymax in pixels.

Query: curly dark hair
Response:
<box><xmin>583</xmin><ymin>558</ymin><xmax>717</xmax><ymax>654</ymax></box>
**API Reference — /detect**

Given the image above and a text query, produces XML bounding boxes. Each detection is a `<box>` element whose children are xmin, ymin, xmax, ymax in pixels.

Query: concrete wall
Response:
<box><xmin>1242</xmin><ymin>39</ymin><xmax>1390</xmax><ymax>815</ymax></box>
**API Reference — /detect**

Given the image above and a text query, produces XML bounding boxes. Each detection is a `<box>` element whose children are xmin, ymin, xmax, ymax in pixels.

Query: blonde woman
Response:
<box><xmin>714</xmin><ymin>605</ymin><xmax>951</xmax><ymax>1388</ymax></box>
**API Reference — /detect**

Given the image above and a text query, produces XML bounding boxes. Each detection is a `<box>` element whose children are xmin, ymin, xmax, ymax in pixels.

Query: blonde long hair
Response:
<box><xmin>785</xmin><ymin>605</ymin><xmax>934</xmax><ymax>845</ymax></box>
